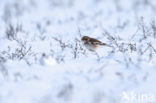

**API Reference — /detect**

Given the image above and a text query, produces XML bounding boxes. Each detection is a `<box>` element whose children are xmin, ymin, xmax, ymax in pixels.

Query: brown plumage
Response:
<box><xmin>81</xmin><ymin>36</ymin><xmax>110</xmax><ymax>51</ymax></box>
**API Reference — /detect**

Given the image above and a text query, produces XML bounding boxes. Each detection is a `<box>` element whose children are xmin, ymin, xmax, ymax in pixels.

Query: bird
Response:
<box><xmin>81</xmin><ymin>36</ymin><xmax>112</xmax><ymax>51</ymax></box>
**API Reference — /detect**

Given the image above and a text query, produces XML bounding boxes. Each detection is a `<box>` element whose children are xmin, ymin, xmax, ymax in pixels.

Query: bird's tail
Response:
<box><xmin>100</xmin><ymin>43</ymin><xmax>113</xmax><ymax>47</ymax></box>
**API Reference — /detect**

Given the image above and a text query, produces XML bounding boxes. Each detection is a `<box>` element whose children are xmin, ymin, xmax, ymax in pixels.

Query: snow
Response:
<box><xmin>0</xmin><ymin>0</ymin><xmax>156</xmax><ymax>103</ymax></box>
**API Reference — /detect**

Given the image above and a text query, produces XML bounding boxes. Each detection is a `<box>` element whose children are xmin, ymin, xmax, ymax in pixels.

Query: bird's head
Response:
<box><xmin>81</xmin><ymin>36</ymin><xmax>90</xmax><ymax>42</ymax></box>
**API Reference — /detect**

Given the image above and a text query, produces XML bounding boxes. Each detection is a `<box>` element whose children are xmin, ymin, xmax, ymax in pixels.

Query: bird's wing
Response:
<box><xmin>90</xmin><ymin>38</ymin><xmax>107</xmax><ymax>46</ymax></box>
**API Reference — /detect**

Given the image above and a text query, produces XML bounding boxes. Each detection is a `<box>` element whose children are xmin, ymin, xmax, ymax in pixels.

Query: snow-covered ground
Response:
<box><xmin>0</xmin><ymin>0</ymin><xmax>156</xmax><ymax>103</ymax></box>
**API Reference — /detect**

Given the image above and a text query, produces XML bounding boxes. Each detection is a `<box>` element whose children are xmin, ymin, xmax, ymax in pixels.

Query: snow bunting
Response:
<box><xmin>81</xmin><ymin>36</ymin><xmax>111</xmax><ymax>51</ymax></box>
